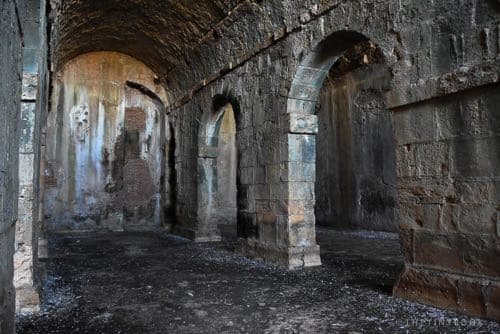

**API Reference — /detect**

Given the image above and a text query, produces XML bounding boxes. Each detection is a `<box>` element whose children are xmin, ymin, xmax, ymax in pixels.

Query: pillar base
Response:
<box><xmin>238</xmin><ymin>239</ymin><xmax>321</xmax><ymax>269</ymax></box>
<box><xmin>172</xmin><ymin>226</ymin><xmax>222</xmax><ymax>242</ymax></box>
<box><xmin>15</xmin><ymin>286</ymin><xmax>40</xmax><ymax>314</ymax></box>
<box><xmin>394</xmin><ymin>266</ymin><xmax>500</xmax><ymax>321</ymax></box>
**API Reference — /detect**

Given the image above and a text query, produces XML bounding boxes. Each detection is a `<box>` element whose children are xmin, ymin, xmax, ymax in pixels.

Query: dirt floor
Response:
<box><xmin>16</xmin><ymin>226</ymin><xmax>500</xmax><ymax>334</ymax></box>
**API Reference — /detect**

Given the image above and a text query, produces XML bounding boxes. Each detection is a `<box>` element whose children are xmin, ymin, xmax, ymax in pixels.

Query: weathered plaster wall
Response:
<box><xmin>316</xmin><ymin>63</ymin><xmax>397</xmax><ymax>232</ymax></box>
<box><xmin>0</xmin><ymin>0</ymin><xmax>23</xmax><ymax>331</ymax></box>
<box><xmin>44</xmin><ymin>52</ymin><xmax>168</xmax><ymax>232</ymax></box>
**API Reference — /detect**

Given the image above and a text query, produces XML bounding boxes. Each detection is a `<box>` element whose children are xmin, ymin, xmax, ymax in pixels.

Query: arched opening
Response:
<box><xmin>43</xmin><ymin>51</ymin><xmax>169</xmax><ymax>232</ymax></box>
<box><xmin>191</xmin><ymin>94</ymin><xmax>239</xmax><ymax>241</ymax></box>
<box><xmin>315</xmin><ymin>40</ymin><xmax>397</xmax><ymax>232</ymax></box>
<box><xmin>285</xmin><ymin>31</ymin><xmax>403</xmax><ymax>288</ymax></box>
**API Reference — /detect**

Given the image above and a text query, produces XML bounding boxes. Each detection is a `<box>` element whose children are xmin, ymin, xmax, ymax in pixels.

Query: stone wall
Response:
<box><xmin>0</xmin><ymin>0</ymin><xmax>23</xmax><ymax>332</ymax></box>
<box><xmin>44</xmin><ymin>52</ymin><xmax>168</xmax><ymax>232</ymax></box>
<box><xmin>46</xmin><ymin>0</ymin><xmax>500</xmax><ymax>321</ymax></box>
<box><xmin>163</xmin><ymin>0</ymin><xmax>500</xmax><ymax>320</ymax></box>
<box><xmin>393</xmin><ymin>79</ymin><xmax>500</xmax><ymax>319</ymax></box>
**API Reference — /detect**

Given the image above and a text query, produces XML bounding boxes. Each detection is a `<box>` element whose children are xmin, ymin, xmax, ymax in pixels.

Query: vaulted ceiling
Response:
<box><xmin>51</xmin><ymin>0</ymin><xmax>243</xmax><ymax>80</ymax></box>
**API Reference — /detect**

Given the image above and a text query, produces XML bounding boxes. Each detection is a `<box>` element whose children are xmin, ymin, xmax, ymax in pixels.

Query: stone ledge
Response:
<box><xmin>172</xmin><ymin>226</ymin><xmax>222</xmax><ymax>243</ymax></box>
<box><xmin>237</xmin><ymin>239</ymin><xmax>321</xmax><ymax>269</ymax></box>
<box><xmin>394</xmin><ymin>266</ymin><xmax>500</xmax><ymax>321</ymax></box>
<box><xmin>388</xmin><ymin>58</ymin><xmax>500</xmax><ymax>110</ymax></box>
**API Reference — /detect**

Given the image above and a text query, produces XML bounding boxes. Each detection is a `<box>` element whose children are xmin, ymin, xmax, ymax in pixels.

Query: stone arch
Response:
<box><xmin>194</xmin><ymin>94</ymin><xmax>240</xmax><ymax>242</ymax></box>
<box><xmin>282</xmin><ymin>30</ymin><xmax>396</xmax><ymax>268</ymax></box>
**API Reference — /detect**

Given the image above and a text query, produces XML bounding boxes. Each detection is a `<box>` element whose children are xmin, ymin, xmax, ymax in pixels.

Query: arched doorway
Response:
<box><xmin>281</xmin><ymin>31</ymin><xmax>399</xmax><ymax>270</ymax></box>
<box><xmin>192</xmin><ymin>94</ymin><xmax>239</xmax><ymax>242</ymax></box>
<box><xmin>315</xmin><ymin>40</ymin><xmax>397</xmax><ymax>232</ymax></box>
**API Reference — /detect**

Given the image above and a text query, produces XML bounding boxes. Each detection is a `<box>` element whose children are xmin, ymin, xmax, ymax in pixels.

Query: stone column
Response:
<box><xmin>14</xmin><ymin>0</ymin><xmax>48</xmax><ymax>314</ymax></box>
<box><xmin>14</xmin><ymin>73</ymin><xmax>41</xmax><ymax>313</ymax></box>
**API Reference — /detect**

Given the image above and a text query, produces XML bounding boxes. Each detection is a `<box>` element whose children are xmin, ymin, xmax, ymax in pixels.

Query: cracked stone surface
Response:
<box><xmin>16</xmin><ymin>227</ymin><xmax>500</xmax><ymax>333</ymax></box>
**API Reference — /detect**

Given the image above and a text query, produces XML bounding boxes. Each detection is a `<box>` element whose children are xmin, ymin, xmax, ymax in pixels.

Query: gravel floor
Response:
<box><xmin>16</xmin><ymin>226</ymin><xmax>500</xmax><ymax>333</ymax></box>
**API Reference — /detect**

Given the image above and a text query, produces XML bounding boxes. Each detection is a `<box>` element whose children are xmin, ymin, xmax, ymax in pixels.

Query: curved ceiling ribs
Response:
<box><xmin>51</xmin><ymin>0</ymin><xmax>243</xmax><ymax>83</ymax></box>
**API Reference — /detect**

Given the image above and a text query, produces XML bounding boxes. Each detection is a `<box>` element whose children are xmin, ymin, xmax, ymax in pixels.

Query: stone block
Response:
<box><xmin>253</xmin><ymin>165</ymin><xmax>267</xmax><ymax>184</ymax></box>
<box><xmin>19</xmin><ymin>154</ymin><xmax>35</xmax><ymax>184</ymax></box>
<box><xmin>289</xmin><ymin>223</ymin><xmax>316</xmax><ymax>247</ymax></box>
<box><xmin>288</xmin><ymin>84</ymin><xmax>320</xmax><ymax>103</ymax></box>
<box><xmin>239</xmin><ymin>167</ymin><xmax>253</xmax><ymax>185</ymax></box>
<box><xmin>439</xmin><ymin>203</ymin><xmax>459</xmax><ymax>232</ymax></box>
<box><xmin>412</xmin><ymin>229</ymin><xmax>500</xmax><ymax>277</ymax></box>
<box><xmin>198</xmin><ymin>145</ymin><xmax>218</xmax><ymax>158</ymax></box>
<box><xmin>393</xmin><ymin>107</ymin><xmax>437</xmax><ymax>145</ymax></box>
<box><xmin>288</xmin><ymin>182</ymin><xmax>314</xmax><ymax>201</ymax></box>
<box><xmin>266</xmin><ymin>163</ymin><xmax>286</xmax><ymax>183</ymax></box>
<box><xmin>462</xmin><ymin>235</ymin><xmax>500</xmax><ymax>277</ymax></box>
<box><xmin>21</xmin><ymin>73</ymin><xmax>38</xmax><ymax>100</ymax></box>
<box><xmin>258</xmin><ymin>218</ymin><xmax>277</xmax><ymax>244</ymax></box>
<box><xmin>415</xmin><ymin>141</ymin><xmax>449</xmax><ymax>178</ymax></box>
<box><xmin>458</xmin><ymin>181</ymin><xmax>496</xmax><ymax>204</ymax></box>
<box><xmin>458</xmin><ymin>203</ymin><xmax>497</xmax><ymax>235</ymax></box>
<box><xmin>291</xmin><ymin>66</ymin><xmax>328</xmax><ymax>91</ymax></box>
<box><xmin>288</xmin><ymin>134</ymin><xmax>315</xmax><ymax>163</ymax></box>
<box><xmin>254</xmin><ymin>200</ymin><xmax>270</xmax><ymax>214</ymax></box>
<box><xmin>395</xmin><ymin>144</ymin><xmax>417</xmax><ymax>178</ymax></box>
<box><xmin>484</xmin><ymin>283</ymin><xmax>500</xmax><ymax>320</ymax></box>
<box><xmin>287</xmin><ymin>98</ymin><xmax>317</xmax><ymax>115</ymax></box>
<box><xmin>414</xmin><ymin>231</ymin><xmax>463</xmax><ymax>271</ymax></box>
<box><xmin>286</xmin><ymin>114</ymin><xmax>318</xmax><ymax>134</ymax></box>
<box><xmin>394</xmin><ymin>267</ymin><xmax>458</xmax><ymax>310</ymax></box>
<box><xmin>286</xmin><ymin>162</ymin><xmax>315</xmax><ymax>182</ymax></box>
<box><xmin>457</xmin><ymin>280</ymin><xmax>486</xmax><ymax>317</ymax></box>
<box><xmin>450</xmin><ymin>137</ymin><xmax>499</xmax><ymax>178</ymax></box>
<box><xmin>20</xmin><ymin>103</ymin><xmax>36</xmax><ymax>153</ymax></box>
<box><xmin>398</xmin><ymin>226</ymin><xmax>414</xmax><ymax>263</ymax></box>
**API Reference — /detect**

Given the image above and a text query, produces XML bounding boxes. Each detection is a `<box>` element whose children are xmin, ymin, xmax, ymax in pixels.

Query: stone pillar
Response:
<box><xmin>14</xmin><ymin>0</ymin><xmax>48</xmax><ymax>313</ymax></box>
<box><xmin>238</xmin><ymin>113</ymin><xmax>321</xmax><ymax>269</ymax></box>
<box><xmin>0</xmin><ymin>0</ymin><xmax>23</xmax><ymax>332</ymax></box>
<box><xmin>14</xmin><ymin>73</ymin><xmax>41</xmax><ymax>313</ymax></box>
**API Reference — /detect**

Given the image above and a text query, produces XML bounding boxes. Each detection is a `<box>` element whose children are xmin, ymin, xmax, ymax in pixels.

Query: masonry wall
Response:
<box><xmin>393</xmin><ymin>81</ymin><xmax>500</xmax><ymax>319</ymax></box>
<box><xmin>164</xmin><ymin>0</ymin><xmax>500</xmax><ymax>320</ymax></box>
<box><xmin>0</xmin><ymin>0</ymin><xmax>23</xmax><ymax>331</ymax></box>
<box><xmin>44</xmin><ymin>52</ymin><xmax>168</xmax><ymax>232</ymax></box>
